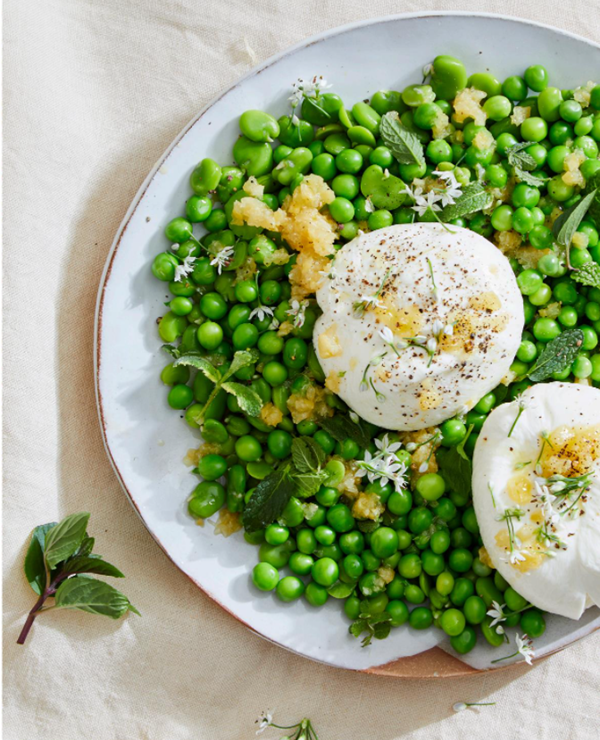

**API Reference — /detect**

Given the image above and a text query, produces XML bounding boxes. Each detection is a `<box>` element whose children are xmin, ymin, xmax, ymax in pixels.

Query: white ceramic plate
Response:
<box><xmin>95</xmin><ymin>12</ymin><xmax>600</xmax><ymax>673</ymax></box>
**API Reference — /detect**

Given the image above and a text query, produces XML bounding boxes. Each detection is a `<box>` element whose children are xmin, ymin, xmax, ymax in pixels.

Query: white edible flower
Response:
<box><xmin>516</xmin><ymin>634</ymin><xmax>535</xmax><ymax>665</ymax></box>
<box><xmin>475</xmin><ymin>163</ymin><xmax>486</xmax><ymax>183</ymax></box>
<box><xmin>249</xmin><ymin>305</ymin><xmax>274</xmax><ymax>322</ymax></box>
<box><xmin>418</xmin><ymin>462</ymin><xmax>429</xmax><ymax>474</ymax></box>
<box><xmin>291</xmin><ymin>113</ymin><xmax>300</xmax><ymax>126</ymax></box>
<box><xmin>255</xmin><ymin>710</ymin><xmax>274</xmax><ymax>735</ymax></box>
<box><xmin>378</xmin><ymin>327</ymin><xmax>394</xmax><ymax>344</ymax></box>
<box><xmin>432</xmin><ymin>319</ymin><xmax>444</xmax><ymax>336</ymax></box>
<box><xmin>509</xmin><ymin>549</ymin><xmax>528</xmax><ymax>565</ymax></box>
<box><xmin>209</xmin><ymin>246</ymin><xmax>235</xmax><ymax>274</ymax></box>
<box><xmin>453</xmin><ymin>702</ymin><xmax>467</xmax><ymax>713</ymax></box>
<box><xmin>349</xmin><ymin>411</ymin><xmax>359</xmax><ymax>424</ymax></box>
<box><xmin>173</xmin><ymin>255</ymin><xmax>196</xmax><ymax>282</ymax></box>
<box><xmin>411</xmin><ymin>189</ymin><xmax>443</xmax><ymax>216</ymax></box>
<box><xmin>374</xmin><ymin>434</ymin><xmax>402</xmax><ymax>456</ymax></box>
<box><xmin>422</xmin><ymin>62</ymin><xmax>433</xmax><ymax>77</ymax></box>
<box><xmin>444</xmin><ymin>324</ymin><xmax>454</xmax><ymax>336</ymax></box>
<box><xmin>287</xmin><ymin>299</ymin><xmax>308</xmax><ymax>328</ymax></box>
<box><xmin>405</xmin><ymin>442</ymin><xmax>417</xmax><ymax>452</ymax></box>
<box><xmin>486</xmin><ymin>601</ymin><xmax>506</xmax><ymax>628</ymax></box>
<box><xmin>268</xmin><ymin>317</ymin><xmax>280</xmax><ymax>331</ymax></box>
<box><xmin>358</xmin><ymin>294</ymin><xmax>383</xmax><ymax>310</ymax></box>
<box><xmin>364</xmin><ymin>196</ymin><xmax>375</xmax><ymax>213</ymax></box>
<box><xmin>426</xmin><ymin>337</ymin><xmax>438</xmax><ymax>353</ymax></box>
<box><xmin>433</xmin><ymin>169</ymin><xmax>463</xmax><ymax>206</ymax></box>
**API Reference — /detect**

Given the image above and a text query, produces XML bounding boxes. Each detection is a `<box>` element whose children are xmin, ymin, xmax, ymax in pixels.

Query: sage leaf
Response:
<box><xmin>224</xmin><ymin>349</ymin><xmax>260</xmax><ymax>379</ymax></box>
<box><xmin>553</xmin><ymin>190</ymin><xmax>597</xmax><ymax>251</ymax></box>
<box><xmin>379</xmin><ymin>111</ymin><xmax>425</xmax><ymax>167</ymax></box>
<box><xmin>327</xmin><ymin>582</ymin><xmax>355</xmax><ymax>599</ymax></box>
<box><xmin>54</xmin><ymin>576</ymin><xmax>139</xmax><ymax>618</ymax></box>
<box><xmin>220</xmin><ymin>382</ymin><xmax>263</xmax><ymax>417</ymax></box>
<box><xmin>44</xmin><ymin>513</ymin><xmax>90</xmax><ymax>570</ymax></box>
<box><xmin>63</xmin><ymin>556</ymin><xmax>125</xmax><ymax>579</ymax></box>
<box><xmin>24</xmin><ymin>522</ymin><xmax>56</xmax><ymax>595</ymax></box>
<box><xmin>243</xmin><ymin>464</ymin><xmax>296</xmax><ymax>532</ymax></box>
<box><xmin>173</xmin><ymin>354</ymin><xmax>220</xmax><ymax>383</ymax></box>
<box><xmin>571</xmin><ymin>262</ymin><xmax>600</xmax><ymax>289</ymax></box>
<box><xmin>436</xmin><ymin>446</ymin><xmax>472</xmax><ymax>497</ymax></box>
<box><xmin>528</xmin><ymin>328</ymin><xmax>584</xmax><ymax>382</ymax></box>
<box><xmin>291</xmin><ymin>436</ymin><xmax>325</xmax><ymax>473</ymax></box>
<box><xmin>441</xmin><ymin>182</ymin><xmax>492</xmax><ymax>221</ymax></box>
<box><xmin>318</xmin><ymin>414</ymin><xmax>373</xmax><ymax>449</ymax></box>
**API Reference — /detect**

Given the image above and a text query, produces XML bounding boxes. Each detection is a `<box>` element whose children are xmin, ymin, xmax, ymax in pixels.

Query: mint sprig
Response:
<box><xmin>440</xmin><ymin>182</ymin><xmax>492</xmax><ymax>221</ymax></box>
<box><xmin>18</xmin><ymin>513</ymin><xmax>138</xmax><ymax>645</ymax></box>
<box><xmin>379</xmin><ymin>111</ymin><xmax>425</xmax><ymax>167</ymax></box>
<box><xmin>174</xmin><ymin>349</ymin><xmax>263</xmax><ymax>424</ymax></box>
<box><xmin>571</xmin><ymin>262</ymin><xmax>600</xmax><ymax>289</ymax></box>
<box><xmin>527</xmin><ymin>328</ymin><xmax>584</xmax><ymax>382</ymax></box>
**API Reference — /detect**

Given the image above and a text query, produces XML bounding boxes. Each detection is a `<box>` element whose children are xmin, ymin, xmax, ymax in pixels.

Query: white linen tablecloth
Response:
<box><xmin>4</xmin><ymin>1</ymin><xmax>600</xmax><ymax>738</ymax></box>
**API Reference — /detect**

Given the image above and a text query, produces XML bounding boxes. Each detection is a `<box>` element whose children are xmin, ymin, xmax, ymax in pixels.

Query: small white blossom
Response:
<box><xmin>349</xmin><ymin>411</ymin><xmax>359</xmax><ymax>424</ymax></box>
<box><xmin>433</xmin><ymin>169</ymin><xmax>463</xmax><ymax>206</ymax></box>
<box><xmin>413</xmin><ymin>335</ymin><xmax>427</xmax><ymax>345</ymax></box>
<box><xmin>291</xmin><ymin>113</ymin><xmax>300</xmax><ymax>126</ymax></box>
<box><xmin>509</xmin><ymin>549</ymin><xmax>528</xmax><ymax>565</ymax></box>
<box><xmin>374</xmin><ymin>434</ymin><xmax>402</xmax><ymax>456</ymax></box>
<box><xmin>364</xmin><ymin>196</ymin><xmax>375</xmax><ymax>213</ymax></box>
<box><xmin>378</xmin><ymin>327</ymin><xmax>394</xmax><ymax>344</ymax></box>
<box><xmin>426</xmin><ymin>337</ymin><xmax>438</xmax><ymax>353</ymax></box>
<box><xmin>209</xmin><ymin>246</ymin><xmax>235</xmax><ymax>274</ymax></box>
<box><xmin>255</xmin><ymin>710</ymin><xmax>274</xmax><ymax>735</ymax></box>
<box><xmin>444</xmin><ymin>323</ymin><xmax>454</xmax><ymax>336</ymax></box>
<box><xmin>249</xmin><ymin>305</ymin><xmax>274</xmax><ymax>322</ymax></box>
<box><xmin>268</xmin><ymin>318</ymin><xmax>280</xmax><ymax>331</ymax></box>
<box><xmin>453</xmin><ymin>702</ymin><xmax>467</xmax><ymax>713</ymax></box>
<box><xmin>173</xmin><ymin>255</ymin><xmax>196</xmax><ymax>282</ymax></box>
<box><xmin>422</xmin><ymin>62</ymin><xmax>433</xmax><ymax>77</ymax></box>
<box><xmin>405</xmin><ymin>442</ymin><xmax>417</xmax><ymax>452</ymax></box>
<box><xmin>287</xmin><ymin>299</ymin><xmax>308</xmax><ymax>328</ymax></box>
<box><xmin>475</xmin><ymin>163</ymin><xmax>486</xmax><ymax>183</ymax></box>
<box><xmin>516</xmin><ymin>634</ymin><xmax>535</xmax><ymax>665</ymax></box>
<box><xmin>418</xmin><ymin>462</ymin><xmax>429</xmax><ymax>473</ymax></box>
<box><xmin>487</xmin><ymin>601</ymin><xmax>506</xmax><ymax>628</ymax></box>
<box><xmin>412</xmin><ymin>189</ymin><xmax>443</xmax><ymax>216</ymax></box>
<box><xmin>432</xmin><ymin>319</ymin><xmax>444</xmax><ymax>335</ymax></box>
<box><xmin>358</xmin><ymin>294</ymin><xmax>383</xmax><ymax>310</ymax></box>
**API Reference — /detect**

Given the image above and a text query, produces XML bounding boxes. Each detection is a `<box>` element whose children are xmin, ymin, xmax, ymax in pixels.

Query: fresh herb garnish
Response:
<box><xmin>18</xmin><ymin>513</ymin><xmax>138</xmax><ymax>645</ymax></box>
<box><xmin>571</xmin><ymin>262</ymin><xmax>600</xmax><ymax>289</ymax></box>
<box><xmin>436</xmin><ymin>439</ymin><xmax>473</xmax><ymax>497</ymax></box>
<box><xmin>174</xmin><ymin>349</ymin><xmax>263</xmax><ymax>423</ymax></box>
<box><xmin>527</xmin><ymin>328</ymin><xmax>584</xmax><ymax>382</ymax></box>
<box><xmin>506</xmin><ymin>142</ymin><xmax>548</xmax><ymax>187</ymax></box>
<box><xmin>379</xmin><ymin>111</ymin><xmax>425</xmax><ymax>167</ymax></box>
<box><xmin>440</xmin><ymin>182</ymin><xmax>492</xmax><ymax>221</ymax></box>
<box><xmin>242</xmin><ymin>464</ymin><xmax>296</xmax><ymax>532</ymax></box>
<box><xmin>508</xmin><ymin>398</ymin><xmax>526</xmax><ymax>437</ymax></box>
<box><xmin>583</xmin><ymin>171</ymin><xmax>600</xmax><ymax>224</ymax></box>
<box><xmin>350</xmin><ymin>599</ymin><xmax>393</xmax><ymax>647</ymax></box>
<box><xmin>318</xmin><ymin>413</ymin><xmax>375</xmax><ymax>449</ymax></box>
<box><xmin>256</xmin><ymin>711</ymin><xmax>321</xmax><ymax>739</ymax></box>
<box><xmin>327</xmin><ymin>581</ymin><xmax>355</xmax><ymax>599</ymax></box>
<box><xmin>552</xmin><ymin>189</ymin><xmax>597</xmax><ymax>268</ymax></box>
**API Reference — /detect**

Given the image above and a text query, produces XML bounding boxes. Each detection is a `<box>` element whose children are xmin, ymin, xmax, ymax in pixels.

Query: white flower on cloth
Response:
<box><xmin>516</xmin><ymin>634</ymin><xmax>535</xmax><ymax>665</ymax></box>
<box><xmin>286</xmin><ymin>299</ymin><xmax>308</xmax><ymax>328</ymax></box>
<box><xmin>249</xmin><ymin>305</ymin><xmax>274</xmax><ymax>322</ymax></box>
<box><xmin>173</xmin><ymin>255</ymin><xmax>196</xmax><ymax>282</ymax></box>
<box><xmin>209</xmin><ymin>245</ymin><xmax>235</xmax><ymax>274</ymax></box>
<box><xmin>487</xmin><ymin>601</ymin><xmax>506</xmax><ymax>628</ymax></box>
<box><xmin>374</xmin><ymin>433</ymin><xmax>402</xmax><ymax>456</ymax></box>
<box><xmin>433</xmin><ymin>169</ymin><xmax>463</xmax><ymax>207</ymax></box>
<box><xmin>255</xmin><ymin>710</ymin><xmax>274</xmax><ymax>735</ymax></box>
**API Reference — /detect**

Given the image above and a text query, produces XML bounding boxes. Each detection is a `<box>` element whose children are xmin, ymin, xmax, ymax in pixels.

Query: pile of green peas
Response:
<box><xmin>152</xmin><ymin>55</ymin><xmax>599</xmax><ymax>652</ymax></box>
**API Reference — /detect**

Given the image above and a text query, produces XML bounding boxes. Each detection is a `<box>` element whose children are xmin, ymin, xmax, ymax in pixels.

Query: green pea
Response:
<box><xmin>430</xmin><ymin>55</ymin><xmax>467</xmax><ymax>100</ymax></box>
<box><xmin>274</xmin><ymin>147</ymin><xmax>313</xmax><ymax>186</ymax></box>
<box><xmin>415</xmin><ymin>473</ymin><xmax>445</xmax><ymax>501</ymax></box>
<box><xmin>370</xmin><ymin>89</ymin><xmax>405</xmax><ymax>115</ymax></box>
<box><xmin>347</xmin><ymin>125</ymin><xmax>377</xmax><ymax>147</ymax></box>
<box><xmin>450</xmin><ymin>577</ymin><xmax>474</xmax><ymax>607</ymax></box>
<box><xmin>450</xmin><ymin>625</ymin><xmax>477</xmax><ymax>654</ymax></box>
<box><xmin>524</xmin><ymin>64</ymin><xmax>548</xmax><ymax>92</ymax></box>
<box><xmin>239</xmin><ymin>110</ymin><xmax>280</xmax><ymax>142</ymax></box>
<box><xmin>323</xmin><ymin>132</ymin><xmax>351</xmax><ymax>155</ymax></box>
<box><xmin>520</xmin><ymin>608</ymin><xmax>546</xmax><ymax>638</ymax></box>
<box><xmin>158</xmin><ymin>311</ymin><xmax>186</xmax><ymax>343</ymax></box>
<box><xmin>440</xmin><ymin>608</ymin><xmax>466</xmax><ymax>637</ymax></box>
<box><xmin>409</xmin><ymin>606</ymin><xmax>433</xmax><ymax>630</ymax></box>
<box><xmin>232</xmin><ymin>136</ymin><xmax>273</xmax><ymax>177</ymax></box>
<box><xmin>190</xmin><ymin>158</ymin><xmax>222</xmax><ymax>196</ymax></box>
<box><xmin>215</xmin><ymin>166</ymin><xmax>245</xmax><ymax>203</ymax></box>
<box><xmin>521</xmin><ymin>117</ymin><xmax>548</xmax><ymax>142</ymax></box>
<box><xmin>276</xmin><ymin>576</ymin><xmax>305</xmax><ymax>602</ymax></box>
<box><xmin>481</xmin><ymin>616</ymin><xmax>505</xmax><ymax>647</ymax></box>
<box><xmin>402</xmin><ymin>84</ymin><xmax>435</xmax><ymax>108</ymax></box>
<box><xmin>360</xmin><ymin>164</ymin><xmax>407</xmax><ymax>210</ymax></box>
<box><xmin>475</xmin><ymin>576</ymin><xmax>504</xmax><ymax>607</ymax></box>
<box><xmin>188</xmin><ymin>481</ymin><xmax>225</xmax><ymax>519</ymax></box>
<box><xmin>537</xmin><ymin>86</ymin><xmax>563</xmax><ymax>122</ymax></box>
<box><xmin>252</xmin><ymin>562</ymin><xmax>279</xmax><ymax>591</ymax></box>
<box><xmin>502</xmin><ymin>75</ymin><xmax>528</xmax><ymax>101</ymax></box>
<box><xmin>483</xmin><ymin>95</ymin><xmax>512</xmax><ymax>121</ymax></box>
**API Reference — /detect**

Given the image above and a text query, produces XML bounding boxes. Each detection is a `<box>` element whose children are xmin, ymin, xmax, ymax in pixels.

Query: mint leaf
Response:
<box><xmin>291</xmin><ymin>436</ymin><xmax>325</xmax><ymax>473</ymax></box>
<box><xmin>327</xmin><ymin>582</ymin><xmax>355</xmax><ymax>599</ymax></box>
<box><xmin>173</xmin><ymin>354</ymin><xmax>220</xmax><ymax>383</ymax></box>
<box><xmin>54</xmin><ymin>576</ymin><xmax>139</xmax><ymax>618</ymax></box>
<box><xmin>583</xmin><ymin>172</ymin><xmax>600</xmax><ymax>225</ymax></box>
<box><xmin>63</xmin><ymin>556</ymin><xmax>125</xmax><ymax>579</ymax></box>
<box><xmin>514</xmin><ymin>167</ymin><xmax>548</xmax><ymax>187</ymax></box>
<box><xmin>553</xmin><ymin>190</ymin><xmax>597</xmax><ymax>253</ymax></box>
<box><xmin>528</xmin><ymin>328</ymin><xmax>584</xmax><ymax>382</ymax></box>
<box><xmin>220</xmin><ymin>382</ymin><xmax>263</xmax><ymax>417</ymax></box>
<box><xmin>243</xmin><ymin>465</ymin><xmax>296</xmax><ymax>532</ymax></box>
<box><xmin>571</xmin><ymin>262</ymin><xmax>600</xmax><ymax>289</ymax></box>
<box><xmin>318</xmin><ymin>414</ymin><xmax>373</xmax><ymax>449</ymax></box>
<box><xmin>223</xmin><ymin>349</ymin><xmax>260</xmax><ymax>379</ymax></box>
<box><xmin>349</xmin><ymin>619</ymin><xmax>368</xmax><ymax>638</ymax></box>
<box><xmin>380</xmin><ymin>111</ymin><xmax>425</xmax><ymax>167</ymax></box>
<box><xmin>292</xmin><ymin>469</ymin><xmax>328</xmax><ymax>497</ymax></box>
<box><xmin>44</xmin><ymin>513</ymin><xmax>90</xmax><ymax>570</ymax></box>
<box><xmin>75</xmin><ymin>536</ymin><xmax>95</xmax><ymax>558</ymax></box>
<box><xmin>436</xmin><ymin>447</ymin><xmax>472</xmax><ymax>496</ymax></box>
<box><xmin>506</xmin><ymin>142</ymin><xmax>537</xmax><ymax>171</ymax></box>
<box><xmin>161</xmin><ymin>344</ymin><xmax>181</xmax><ymax>359</ymax></box>
<box><xmin>372</xmin><ymin>621</ymin><xmax>392</xmax><ymax>641</ymax></box>
<box><xmin>24</xmin><ymin>522</ymin><xmax>56</xmax><ymax>595</ymax></box>
<box><xmin>441</xmin><ymin>182</ymin><xmax>492</xmax><ymax>221</ymax></box>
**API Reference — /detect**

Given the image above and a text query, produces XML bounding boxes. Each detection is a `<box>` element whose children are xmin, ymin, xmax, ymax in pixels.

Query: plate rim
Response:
<box><xmin>94</xmin><ymin>10</ymin><xmax>600</xmax><ymax>676</ymax></box>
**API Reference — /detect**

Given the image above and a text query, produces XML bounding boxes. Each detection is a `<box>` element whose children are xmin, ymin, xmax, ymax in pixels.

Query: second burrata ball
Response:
<box><xmin>313</xmin><ymin>223</ymin><xmax>523</xmax><ymax>430</ymax></box>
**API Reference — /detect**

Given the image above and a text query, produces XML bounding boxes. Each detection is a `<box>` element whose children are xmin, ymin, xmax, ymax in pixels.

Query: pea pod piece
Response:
<box><xmin>430</xmin><ymin>55</ymin><xmax>467</xmax><ymax>101</ymax></box>
<box><xmin>158</xmin><ymin>311</ymin><xmax>187</xmax><ymax>343</ymax></box>
<box><xmin>347</xmin><ymin>125</ymin><xmax>377</xmax><ymax>147</ymax></box>
<box><xmin>360</xmin><ymin>164</ymin><xmax>407</xmax><ymax>210</ymax></box>
<box><xmin>216</xmin><ymin>166</ymin><xmax>245</xmax><ymax>204</ymax></box>
<box><xmin>250</xmin><ymin>377</ymin><xmax>272</xmax><ymax>404</ymax></box>
<box><xmin>467</xmin><ymin>72</ymin><xmax>502</xmax><ymax>97</ymax></box>
<box><xmin>224</xmin><ymin>190</ymin><xmax>261</xmax><ymax>240</ymax></box>
<box><xmin>315</xmin><ymin>123</ymin><xmax>345</xmax><ymax>141</ymax></box>
<box><xmin>190</xmin><ymin>158</ymin><xmax>222</xmax><ymax>196</ymax></box>
<box><xmin>481</xmin><ymin>616</ymin><xmax>505</xmax><ymax>647</ymax></box>
<box><xmin>278</xmin><ymin>116</ymin><xmax>314</xmax><ymax>147</ymax></box>
<box><xmin>272</xmin><ymin>386</ymin><xmax>291</xmax><ymax>415</ymax></box>
<box><xmin>278</xmin><ymin>416</ymin><xmax>294</xmax><ymax>433</ymax></box>
<box><xmin>323</xmin><ymin>132</ymin><xmax>350</xmax><ymax>155</ymax></box>
<box><xmin>324</xmin><ymin>459</ymin><xmax>345</xmax><ymax>487</ymax></box>
<box><xmin>223</xmin><ymin>240</ymin><xmax>248</xmax><ymax>271</ymax></box>
<box><xmin>337</xmin><ymin>107</ymin><xmax>356</xmax><ymax>129</ymax></box>
<box><xmin>232</xmin><ymin>136</ymin><xmax>273</xmax><ymax>177</ymax></box>
<box><xmin>152</xmin><ymin>252</ymin><xmax>179</xmax><ymax>282</ymax></box>
<box><xmin>274</xmin><ymin>147</ymin><xmax>313</xmax><ymax>186</ymax></box>
<box><xmin>239</xmin><ymin>110</ymin><xmax>280</xmax><ymax>143</ymax></box>
<box><xmin>301</xmin><ymin>92</ymin><xmax>343</xmax><ymax>126</ymax></box>
<box><xmin>194</xmin><ymin>373</ymin><xmax>214</xmax><ymax>403</ymax></box>
<box><xmin>226</xmin><ymin>464</ymin><xmax>247</xmax><ymax>512</ymax></box>
<box><xmin>370</xmin><ymin>90</ymin><xmax>406</xmax><ymax>116</ymax></box>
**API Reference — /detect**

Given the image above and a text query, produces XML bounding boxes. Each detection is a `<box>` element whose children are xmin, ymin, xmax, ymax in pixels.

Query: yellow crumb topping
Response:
<box><xmin>317</xmin><ymin>324</ymin><xmax>343</xmax><ymax>359</ymax></box>
<box><xmin>453</xmin><ymin>87</ymin><xmax>488</xmax><ymax>125</ymax></box>
<box><xmin>432</xmin><ymin>108</ymin><xmax>452</xmax><ymax>140</ymax></box>
<box><xmin>325</xmin><ymin>372</ymin><xmax>342</xmax><ymax>393</ymax></box>
<box><xmin>378</xmin><ymin>565</ymin><xmax>396</xmax><ymax>584</ymax></box>
<box><xmin>472</xmin><ymin>128</ymin><xmax>495</xmax><ymax>151</ymax></box>
<box><xmin>260</xmin><ymin>402</ymin><xmax>284</xmax><ymax>427</ymax></box>
<box><xmin>183</xmin><ymin>443</ymin><xmax>220</xmax><ymax>467</ymax></box>
<box><xmin>214</xmin><ymin>509</ymin><xmax>242</xmax><ymax>537</ymax></box>
<box><xmin>572</xmin><ymin>231</ymin><xmax>589</xmax><ymax>249</ymax></box>
<box><xmin>352</xmin><ymin>491</ymin><xmax>385</xmax><ymax>521</ymax></box>
<box><xmin>479</xmin><ymin>547</ymin><xmax>494</xmax><ymax>569</ymax></box>
<box><xmin>574</xmin><ymin>81</ymin><xmax>597</xmax><ymax>108</ymax></box>
<box><xmin>242</xmin><ymin>176</ymin><xmax>264</xmax><ymax>198</ymax></box>
<box><xmin>538</xmin><ymin>302</ymin><xmax>561</xmax><ymax>319</ymax></box>
<box><xmin>399</xmin><ymin>427</ymin><xmax>439</xmax><ymax>482</ymax></box>
<box><xmin>287</xmin><ymin>384</ymin><xmax>332</xmax><ymax>424</ymax></box>
<box><xmin>510</xmin><ymin>106</ymin><xmax>531</xmax><ymax>126</ymax></box>
<box><xmin>276</xmin><ymin>320</ymin><xmax>295</xmax><ymax>337</ymax></box>
<box><xmin>235</xmin><ymin>256</ymin><xmax>257</xmax><ymax>282</ymax></box>
<box><xmin>562</xmin><ymin>149</ymin><xmax>586</xmax><ymax>187</ymax></box>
